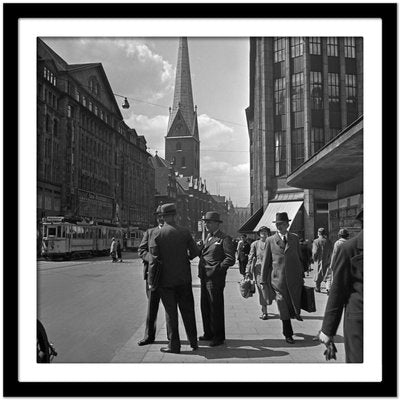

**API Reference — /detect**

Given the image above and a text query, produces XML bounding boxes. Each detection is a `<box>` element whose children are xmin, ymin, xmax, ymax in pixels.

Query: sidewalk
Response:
<box><xmin>112</xmin><ymin>261</ymin><xmax>345</xmax><ymax>363</ymax></box>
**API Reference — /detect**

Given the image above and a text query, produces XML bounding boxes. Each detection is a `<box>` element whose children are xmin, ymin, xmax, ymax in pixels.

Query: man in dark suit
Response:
<box><xmin>260</xmin><ymin>212</ymin><xmax>304</xmax><ymax>344</ymax></box>
<box><xmin>137</xmin><ymin>205</ymin><xmax>164</xmax><ymax>346</ymax></box>
<box><xmin>319</xmin><ymin>211</ymin><xmax>363</xmax><ymax>363</ymax></box>
<box><xmin>237</xmin><ymin>234</ymin><xmax>250</xmax><ymax>277</ymax></box>
<box><xmin>198</xmin><ymin>211</ymin><xmax>236</xmax><ymax>347</ymax></box>
<box><xmin>149</xmin><ymin>203</ymin><xmax>200</xmax><ymax>354</ymax></box>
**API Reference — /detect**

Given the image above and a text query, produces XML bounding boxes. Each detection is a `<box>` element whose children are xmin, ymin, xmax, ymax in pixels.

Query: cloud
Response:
<box><xmin>125</xmin><ymin>114</ymin><xmax>168</xmax><ymax>157</ymax></box>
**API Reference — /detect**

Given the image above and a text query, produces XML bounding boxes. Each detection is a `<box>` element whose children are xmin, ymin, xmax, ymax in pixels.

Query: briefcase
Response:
<box><xmin>301</xmin><ymin>285</ymin><xmax>316</xmax><ymax>313</ymax></box>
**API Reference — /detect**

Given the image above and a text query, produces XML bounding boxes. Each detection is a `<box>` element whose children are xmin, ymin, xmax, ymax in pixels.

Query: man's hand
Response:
<box><xmin>319</xmin><ymin>331</ymin><xmax>332</xmax><ymax>345</ymax></box>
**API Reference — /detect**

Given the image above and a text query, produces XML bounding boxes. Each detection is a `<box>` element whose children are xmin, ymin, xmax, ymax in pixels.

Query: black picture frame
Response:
<box><xmin>4</xmin><ymin>2</ymin><xmax>396</xmax><ymax>397</ymax></box>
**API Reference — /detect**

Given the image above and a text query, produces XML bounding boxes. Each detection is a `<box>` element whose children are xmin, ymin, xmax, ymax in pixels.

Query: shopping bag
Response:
<box><xmin>301</xmin><ymin>285</ymin><xmax>316</xmax><ymax>312</ymax></box>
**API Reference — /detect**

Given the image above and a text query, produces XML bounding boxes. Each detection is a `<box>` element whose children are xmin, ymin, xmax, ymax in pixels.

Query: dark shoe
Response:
<box><xmin>209</xmin><ymin>340</ymin><xmax>225</xmax><ymax>347</ymax></box>
<box><xmin>295</xmin><ymin>315</ymin><xmax>303</xmax><ymax>322</ymax></box>
<box><xmin>137</xmin><ymin>338</ymin><xmax>155</xmax><ymax>346</ymax></box>
<box><xmin>191</xmin><ymin>344</ymin><xmax>199</xmax><ymax>351</ymax></box>
<box><xmin>285</xmin><ymin>336</ymin><xmax>295</xmax><ymax>344</ymax></box>
<box><xmin>160</xmin><ymin>347</ymin><xmax>180</xmax><ymax>354</ymax></box>
<box><xmin>199</xmin><ymin>335</ymin><xmax>213</xmax><ymax>341</ymax></box>
<box><xmin>259</xmin><ymin>313</ymin><xmax>268</xmax><ymax>320</ymax></box>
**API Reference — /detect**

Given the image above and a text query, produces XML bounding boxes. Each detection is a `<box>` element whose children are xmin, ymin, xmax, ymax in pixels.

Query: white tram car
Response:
<box><xmin>41</xmin><ymin>217</ymin><xmax>125</xmax><ymax>260</ymax></box>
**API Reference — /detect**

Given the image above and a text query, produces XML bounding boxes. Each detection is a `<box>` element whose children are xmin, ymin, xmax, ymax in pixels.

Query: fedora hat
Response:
<box><xmin>202</xmin><ymin>211</ymin><xmax>223</xmax><ymax>223</ymax></box>
<box><xmin>159</xmin><ymin>203</ymin><xmax>177</xmax><ymax>216</ymax></box>
<box><xmin>272</xmin><ymin>212</ymin><xmax>291</xmax><ymax>223</ymax></box>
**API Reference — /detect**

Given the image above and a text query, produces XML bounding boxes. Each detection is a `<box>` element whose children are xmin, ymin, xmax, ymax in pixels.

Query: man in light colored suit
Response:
<box><xmin>260</xmin><ymin>212</ymin><xmax>304</xmax><ymax>344</ymax></box>
<box><xmin>198</xmin><ymin>211</ymin><xmax>236</xmax><ymax>347</ymax></box>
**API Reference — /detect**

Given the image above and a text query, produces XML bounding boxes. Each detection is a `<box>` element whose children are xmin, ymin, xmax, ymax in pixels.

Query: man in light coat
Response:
<box><xmin>312</xmin><ymin>227</ymin><xmax>333</xmax><ymax>292</ymax></box>
<box><xmin>260</xmin><ymin>212</ymin><xmax>304</xmax><ymax>344</ymax></box>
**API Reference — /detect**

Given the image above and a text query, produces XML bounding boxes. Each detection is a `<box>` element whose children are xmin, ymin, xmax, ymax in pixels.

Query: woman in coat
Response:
<box><xmin>245</xmin><ymin>226</ymin><xmax>274</xmax><ymax>320</ymax></box>
<box><xmin>260</xmin><ymin>212</ymin><xmax>304</xmax><ymax>344</ymax></box>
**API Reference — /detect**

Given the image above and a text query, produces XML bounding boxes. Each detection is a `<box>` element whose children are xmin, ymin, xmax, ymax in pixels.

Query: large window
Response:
<box><xmin>344</xmin><ymin>37</ymin><xmax>356</xmax><ymax>58</ymax></box>
<box><xmin>291</xmin><ymin>128</ymin><xmax>304</xmax><ymax>170</ymax></box>
<box><xmin>328</xmin><ymin>73</ymin><xmax>340</xmax><ymax>103</ymax></box>
<box><xmin>274</xmin><ymin>37</ymin><xmax>286</xmax><ymax>62</ymax></box>
<box><xmin>274</xmin><ymin>131</ymin><xmax>286</xmax><ymax>176</ymax></box>
<box><xmin>327</xmin><ymin>37</ymin><xmax>338</xmax><ymax>57</ymax></box>
<box><xmin>291</xmin><ymin>72</ymin><xmax>304</xmax><ymax>112</ymax></box>
<box><xmin>274</xmin><ymin>77</ymin><xmax>286</xmax><ymax>115</ymax></box>
<box><xmin>309</xmin><ymin>37</ymin><xmax>321</xmax><ymax>55</ymax></box>
<box><xmin>290</xmin><ymin>37</ymin><xmax>303</xmax><ymax>58</ymax></box>
<box><xmin>345</xmin><ymin>74</ymin><xmax>357</xmax><ymax>104</ymax></box>
<box><xmin>310</xmin><ymin>71</ymin><xmax>323</xmax><ymax>110</ymax></box>
<box><xmin>311</xmin><ymin>127</ymin><xmax>325</xmax><ymax>153</ymax></box>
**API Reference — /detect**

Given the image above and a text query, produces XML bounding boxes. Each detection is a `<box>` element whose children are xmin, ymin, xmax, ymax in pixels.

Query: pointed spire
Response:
<box><xmin>168</xmin><ymin>37</ymin><xmax>195</xmax><ymax>131</ymax></box>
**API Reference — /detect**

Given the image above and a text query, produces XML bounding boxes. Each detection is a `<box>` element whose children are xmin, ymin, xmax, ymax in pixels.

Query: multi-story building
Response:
<box><xmin>37</xmin><ymin>38</ymin><xmax>155</xmax><ymax>236</ymax></box>
<box><xmin>246</xmin><ymin>37</ymin><xmax>363</xmax><ymax>240</ymax></box>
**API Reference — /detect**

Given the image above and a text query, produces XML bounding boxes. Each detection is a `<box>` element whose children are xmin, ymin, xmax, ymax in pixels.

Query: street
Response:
<box><xmin>38</xmin><ymin>253</ymin><xmax>345</xmax><ymax>363</ymax></box>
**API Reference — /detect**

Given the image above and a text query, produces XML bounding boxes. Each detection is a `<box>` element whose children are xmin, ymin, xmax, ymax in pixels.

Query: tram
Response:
<box><xmin>125</xmin><ymin>227</ymin><xmax>144</xmax><ymax>250</ymax></box>
<box><xmin>41</xmin><ymin>216</ymin><xmax>125</xmax><ymax>260</ymax></box>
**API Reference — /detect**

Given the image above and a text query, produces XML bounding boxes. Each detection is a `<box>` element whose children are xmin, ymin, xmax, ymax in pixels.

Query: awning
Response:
<box><xmin>253</xmin><ymin>201</ymin><xmax>303</xmax><ymax>232</ymax></box>
<box><xmin>237</xmin><ymin>207</ymin><xmax>263</xmax><ymax>234</ymax></box>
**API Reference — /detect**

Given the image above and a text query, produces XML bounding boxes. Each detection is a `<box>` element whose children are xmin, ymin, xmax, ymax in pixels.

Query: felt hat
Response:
<box><xmin>272</xmin><ymin>212</ymin><xmax>291</xmax><ymax>223</ymax></box>
<box><xmin>202</xmin><ymin>211</ymin><xmax>223</xmax><ymax>223</ymax></box>
<box><xmin>159</xmin><ymin>203</ymin><xmax>177</xmax><ymax>216</ymax></box>
<box><xmin>153</xmin><ymin>205</ymin><xmax>163</xmax><ymax>215</ymax></box>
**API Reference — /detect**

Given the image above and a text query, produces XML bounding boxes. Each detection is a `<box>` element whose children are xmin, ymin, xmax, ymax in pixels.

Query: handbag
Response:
<box><xmin>301</xmin><ymin>285</ymin><xmax>316</xmax><ymax>313</ymax></box>
<box><xmin>239</xmin><ymin>277</ymin><xmax>255</xmax><ymax>299</ymax></box>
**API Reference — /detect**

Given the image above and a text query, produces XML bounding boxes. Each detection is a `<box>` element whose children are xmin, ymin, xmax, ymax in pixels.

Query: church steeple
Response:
<box><xmin>165</xmin><ymin>37</ymin><xmax>200</xmax><ymax>178</ymax></box>
<box><xmin>168</xmin><ymin>37</ymin><xmax>195</xmax><ymax>132</ymax></box>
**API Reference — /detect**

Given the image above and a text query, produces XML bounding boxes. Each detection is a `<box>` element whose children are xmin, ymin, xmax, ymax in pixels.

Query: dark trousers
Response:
<box><xmin>200</xmin><ymin>279</ymin><xmax>226</xmax><ymax>341</ymax></box>
<box><xmin>144</xmin><ymin>282</ymin><xmax>161</xmax><ymax>341</ymax></box>
<box><xmin>282</xmin><ymin>319</ymin><xmax>293</xmax><ymax>338</ymax></box>
<box><xmin>238</xmin><ymin>258</ymin><xmax>248</xmax><ymax>276</ymax></box>
<box><xmin>159</xmin><ymin>283</ymin><xmax>197</xmax><ymax>351</ymax></box>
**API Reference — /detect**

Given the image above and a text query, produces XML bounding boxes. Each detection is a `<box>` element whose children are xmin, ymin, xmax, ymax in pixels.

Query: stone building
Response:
<box><xmin>37</xmin><ymin>38</ymin><xmax>155</xmax><ymax>234</ymax></box>
<box><xmin>246</xmin><ymin>37</ymin><xmax>363</xmax><ymax>240</ymax></box>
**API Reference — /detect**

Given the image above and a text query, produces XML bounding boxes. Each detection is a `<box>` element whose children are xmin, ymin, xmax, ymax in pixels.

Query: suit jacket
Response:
<box><xmin>150</xmin><ymin>222</ymin><xmax>200</xmax><ymax>287</ymax></box>
<box><xmin>321</xmin><ymin>231</ymin><xmax>363</xmax><ymax>337</ymax></box>
<box><xmin>138</xmin><ymin>226</ymin><xmax>162</xmax><ymax>281</ymax></box>
<box><xmin>312</xmin><ymin>236</ymin><xmax>333</xmax><ymax>270</ymax></box>
<box><xmin>261</xmin><ymin>232</ymin><xmax>304</xmax><ymax>311</ymax></box>
<box><xmin>198</xmin><ymin>230</ymin><xmax>236</xmax><ymax>285</ymax></box>
<box><xmin>237</xmin><ymin>240</ymin><xmax>251</xmax><ymax>262</ymax></box>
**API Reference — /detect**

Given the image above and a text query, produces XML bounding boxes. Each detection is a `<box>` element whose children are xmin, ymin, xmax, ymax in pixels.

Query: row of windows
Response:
<box><xmin>43</xmin><ymin>67</ymin><xmax>57</xmax><ymax>86</ymax></box>
<box><xmin>273</xmin><ymin>72</ymin><xmax>357</xmax><ymax>116</ymax></box>
<box><xmin>45</xmin><ymin>115</ymin><xmax>59</xmax><ymax>135</ymax></box>
<box><xmin>273</xmin><ymin>37</ymin><xmax>357</xmax><ymax>62</ymax></box>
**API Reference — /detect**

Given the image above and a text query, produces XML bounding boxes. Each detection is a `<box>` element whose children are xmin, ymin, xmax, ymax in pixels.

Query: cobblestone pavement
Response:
<box><xmin>112</xmin><ymin>260</ymin><xmax>345</xmax><ymax>363</ymax></box>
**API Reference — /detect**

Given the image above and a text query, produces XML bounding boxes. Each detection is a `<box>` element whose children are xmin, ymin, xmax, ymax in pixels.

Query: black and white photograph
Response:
<box><xmin>4</xmin><ymin>2</ymin><xmax>396</xmax><ymax>397</ymax></box>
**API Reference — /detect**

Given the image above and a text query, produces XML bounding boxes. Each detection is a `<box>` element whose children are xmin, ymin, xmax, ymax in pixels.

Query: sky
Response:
<box><xmin>42</xmin><ymin>37</ymin><xmax>250</xmax><ymax>207</ymax></box>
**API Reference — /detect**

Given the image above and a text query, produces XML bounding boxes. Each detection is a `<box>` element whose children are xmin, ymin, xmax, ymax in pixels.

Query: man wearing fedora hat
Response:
<box><xmin>260</xmin><ymin>212</ymin><xmax>304</xmax><ymax>344</ymax></box>
<box><xmin>198</xmin><ymin>211</ymin><xmax>235</xmax><ymax>347</ymax></box>
<box><xmin>137</xmin><ymin>204</ymin><xmax>166</xmax><ymax>346</ymax></box>
<box><xmin>149</xmin><ymin>203</ymin><xmax>200</xmax><ymax>354</ymax></box>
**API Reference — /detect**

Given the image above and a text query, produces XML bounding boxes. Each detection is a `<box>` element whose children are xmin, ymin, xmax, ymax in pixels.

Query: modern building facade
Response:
<box><xmin>37</xmin><ymin>38</ymin><xmax>155</xmax><ymax>235</ymax></box>
<box><xmin>246</xmin><ymin>37</ymin><xmax>363</xmax><ymax>240</ymax></box>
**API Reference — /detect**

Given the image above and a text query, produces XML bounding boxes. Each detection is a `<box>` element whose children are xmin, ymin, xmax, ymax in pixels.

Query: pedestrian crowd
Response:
<box><xmin>134</xmin><ymin>202</ymin><xmax>363</xmax><ymax>363</ymax></box>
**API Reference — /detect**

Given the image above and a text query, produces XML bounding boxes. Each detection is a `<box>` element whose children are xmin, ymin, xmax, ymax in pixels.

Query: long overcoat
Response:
<box><xmin>261</xmin><ymin>232</ymin><xmax>303</xmax><ymax>320</ymax></box>
<box><xmin>312</xmin><ymin>236</ymin><xmax>333</xmax><ymax>280</ymax></box>
<box><xmin>321</xmin><ymin>230</ymin><xmax>363</xmax><ymax>363</ymax></box>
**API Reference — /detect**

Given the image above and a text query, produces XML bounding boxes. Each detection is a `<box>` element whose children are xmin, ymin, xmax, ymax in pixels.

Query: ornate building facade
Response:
<box><xmin>37</xmin><ymin>38</ymin><xmax>155</xmax><ymax>234</ymax></box>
